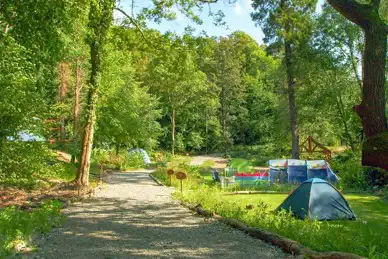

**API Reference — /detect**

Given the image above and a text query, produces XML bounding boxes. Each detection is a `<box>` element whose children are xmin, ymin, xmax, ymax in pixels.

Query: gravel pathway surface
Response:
<box><xmin>26</xmin><ymin>171</ymin><xmax>290</xmax><ymax>259</ymax></box>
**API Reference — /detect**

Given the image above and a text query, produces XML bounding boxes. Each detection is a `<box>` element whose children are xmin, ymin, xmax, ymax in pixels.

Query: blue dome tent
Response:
<box><xmin>276</xmin><ymin>178</ymin><xmax>356</xmax><ymax>220</ymax></box>
<box><xmin>128</xmin><ymin>148</ymin><xmax>151</xmax><ymax>164</ymax></box>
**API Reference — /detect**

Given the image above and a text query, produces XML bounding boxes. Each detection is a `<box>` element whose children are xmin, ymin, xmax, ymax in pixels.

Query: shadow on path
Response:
<box><xmin>24</xmin><ymin>172</ymin><xmax>289</xmax><ymax>259</ymax></box>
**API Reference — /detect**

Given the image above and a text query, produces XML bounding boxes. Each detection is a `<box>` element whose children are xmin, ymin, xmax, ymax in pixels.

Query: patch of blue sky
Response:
<box><xmin>115</xmin><ymin>0</ymin><xmax>326</xmax><ymax>44</ymax></box>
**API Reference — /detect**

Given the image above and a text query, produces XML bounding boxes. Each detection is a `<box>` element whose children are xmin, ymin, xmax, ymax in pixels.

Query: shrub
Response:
<box><xmin>91</xmin><ymin>148</ymin><xmax>146</xmax><ymax>171</ymax></box>
<box><xmin>0</xmin><ymin>141</ymin><xmax>73</xmax><ymax>189</ymax></box>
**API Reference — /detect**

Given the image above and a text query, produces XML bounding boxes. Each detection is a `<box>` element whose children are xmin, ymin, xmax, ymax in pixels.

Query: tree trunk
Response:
<box><xmin>76</xmin><ymin>40</ymin><xmax>101</xmax><ymax>186</ymax></box>
<box><xmin>75</xmin><ymin>0</ymin><xmax>114</xmax><ymax>185</ymax></box>
<box><xmin>335</xmin><ymin>94</ymin><xmax>356</xmax><ymax>151</ymax></box>
<box><xmin>205</xmin><ymin>108</ymin><xmax>208</xmax><ymax>155</ymax></box>
<box><xmin>71</xmin><ymin>58</ymin><xmax>81</xmax><ymax>163</ymax></box>
<box><xmin>355</xmin><ymin>24</ymin><xmax>388</xmax><ymax>169</ymax></box>
<box><xmin>284</xmin><ymin>41</ymin><xmax>299</xmax><ymax>159</ymax></box>
<box><xmin>76</xmin><ymin>88</ymin><xmax>98</xmax><ymax>186</ymax></box>
<box><xmin>115</xmin><ymin>143</ymin><xmax>119</xmax><ymax>156</ymax></box>
<box><xmin>58</xmin><ymin>62</ymin><xmax>70</xmax><ymax>141</ymax></box>
<box><xmin>171</xmin><ymin>108</ymin><xmax>175</xmax><ymax>156</ymax></box>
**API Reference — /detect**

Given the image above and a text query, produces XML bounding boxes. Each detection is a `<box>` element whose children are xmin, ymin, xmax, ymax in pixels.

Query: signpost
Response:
<box><xmin>175</xmin><ymin>171</ymin><xmax>187</xmax><ymax>193</ymax></box>
<box><xmin>167</xmin><ymin>169</ymin><xmax>174</xmax><ymax>186</ymax></box>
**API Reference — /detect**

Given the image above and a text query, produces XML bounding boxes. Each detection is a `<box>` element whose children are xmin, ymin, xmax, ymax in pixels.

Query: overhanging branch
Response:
<box><xmin>114</xmin><ymin>7</ymin><xmax>154</xmax><ymax>48</ymax></box>
<box><xmin>327</xmin><ymin>0</ymin><xmax>373</xmax><ymax>28</ymax></box>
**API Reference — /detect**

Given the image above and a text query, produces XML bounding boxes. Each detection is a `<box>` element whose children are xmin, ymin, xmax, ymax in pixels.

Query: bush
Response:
<box><xmin>331</xmin><ymin>151</ymin><xmax>388</xmax><ymax>190</ymax></box>
<box><xmin>0</xmin><ymin>200</ymin><xmax>63</xmax><ymax>257</ymax></box>
<box><xmin>0</xmin><ymin>141</ymin><xmax>73</xmax><ymax>189</ymax></box>
<box><xmin>92</xmin><ymin>148</ymin><xmax>147</xmax><ymax>171</ymax></box>
<box><xmin>151</xmin><ymin>156</ymin><xmax>202</xmax><ymax>188</ymax></box>
<box><xmin>230</xmin><ymin>144</ymin><xmax>289</xmax><ymax>166</ymax></box>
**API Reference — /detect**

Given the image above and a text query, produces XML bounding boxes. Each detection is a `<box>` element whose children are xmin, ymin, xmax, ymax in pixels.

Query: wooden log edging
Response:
<box><xmin>148</xmin><ymin>173</ymin><xmax>164</xmax><ymax>186</ymax></box>
<box><xmin>182</xmin><ymin>202</ymin><xmax>364</xmax><ymax>259</ymax></box>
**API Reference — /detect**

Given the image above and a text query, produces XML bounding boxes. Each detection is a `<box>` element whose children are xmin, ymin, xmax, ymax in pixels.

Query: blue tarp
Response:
<box><xmin>269</xmin><ymin>160</ymin><xmax>288</xmax><ymax>184</ymax></box>
<box><xmin>287</xmin><ymin>159</ymin><xmax>308</xmax><ymax>184</ymax></box>
<box><xmin>267</xmin><ymin>159</ymin><xmax>338</xmax><ymax>184</ymax></box>
<box><xmin>307</xmin><ymin>160</ymin><xmax>338</xmax><ymax>183</ymax></box>
<box><xmin>128</xmin><ymin>148</ymin><xmax>151</xmax><ymax>164</ymax></box>
<box><xmin>7</xmin><ymin>131</ymin><xmax>45</xmax><ymax>142</ymax></box>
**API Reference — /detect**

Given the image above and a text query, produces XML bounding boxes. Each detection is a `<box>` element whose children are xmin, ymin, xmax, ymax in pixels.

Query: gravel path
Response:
<box><xmin>26</xmin><ymin>172</ymin><xmax>290</xmax><ymax>259</ymax></box>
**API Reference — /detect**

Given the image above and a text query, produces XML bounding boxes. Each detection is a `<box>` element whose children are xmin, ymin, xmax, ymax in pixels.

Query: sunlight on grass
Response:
<box><xmin>177</xmin><ymin>188</ymin><xmax>388</xmax><ymax>258</ymax></box>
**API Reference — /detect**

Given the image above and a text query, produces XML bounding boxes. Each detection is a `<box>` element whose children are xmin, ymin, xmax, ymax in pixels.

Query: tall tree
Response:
<box><xmin>76</xmin><ymin>0</ymin><xmax>115</xmax><ymax>186</ymax></box>
<box><xmin>97</xmin><ymin>46</ymin><xmax>161</xmax><ymax>150</ymax></box>
<box><xmin>251</xmin><ymin>0</ymin><xmax>317</xmax><ymax>159</ymax></box>
<box><xmin>146</xmin><ymin>35</ymin><xmax>207</xmax><ymax>155</ymax></box>
<box><xmin>214</xmin><ymin>37</ymin><xmax>245</xmax><ymax>155</ymax></box>
<box><xmin>327</xmin><ymin>0</ymin><xmax>388</xmax><ymax>169</ymax></box>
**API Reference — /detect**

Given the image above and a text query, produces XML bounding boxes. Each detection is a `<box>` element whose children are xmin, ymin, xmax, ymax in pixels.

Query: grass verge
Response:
<box><xmin>0</xmin><ymin>200</ymin><xmax>63</xmax><ymax>257</ymax></box>
<box><xmin>151</xmin><ymin>163</ymin><xmax>388</xmax><ymax>258</ymax></box>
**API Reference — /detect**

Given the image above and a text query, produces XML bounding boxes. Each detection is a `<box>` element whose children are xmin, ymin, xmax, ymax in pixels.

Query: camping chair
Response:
<box><xmin>224</xmin><ymin>167</ymin><xmax>236</xmax><ymax>177</ymax></box>
<box><xmin>287</xmin><ymin>159</ymin><xmax>307</xmax><ymax>184</ymax></box>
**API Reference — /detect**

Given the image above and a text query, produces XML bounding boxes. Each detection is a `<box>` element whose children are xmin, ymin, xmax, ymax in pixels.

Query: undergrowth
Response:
<box><xmin>92</xmin><ymin>148</ymin><xmax>147</xmax><ymax>171</ymax></box>
<box><xmin>0</xmin><ymin>200</ymin><xmax>63</xmax><ymax>257</ymax></box>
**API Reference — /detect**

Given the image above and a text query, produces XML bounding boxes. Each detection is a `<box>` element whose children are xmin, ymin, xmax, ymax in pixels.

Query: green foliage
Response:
<box><xmin>0</xmin><ymin>141</ymin><xmax>72</xmax><ymax>189</ymax></box>
<box><xmin>97</xmin><ymin>44</ymin><xmax>161</xmax><ymax>149</ymax></box>
<box><xmin>228</xmin><ymin>158</ymin><xmax>252</xmax><ymax>172</ymax></box>
<box><xmin>331</xmin><ymin>151</ymin><xmax>388</xmax><ymax>190</ymax></box>
<box><xmin>151</xmin><ymin>155</ymin><xmax>202</xmax><ymax>188</ymax></box>
<box><xmin>230</xmin><ymin>144</ymin><xmax>290</xmax><ymax>166</ymax></box>
<box><xmin>0</xmin><ymin>200</ymin><xmax>63</xmax><ymax>257</ymax></box>
<box><xmin>91</xmin><ymin>148</ymin><xmax>147</xmax><ymax>171</ymax></box>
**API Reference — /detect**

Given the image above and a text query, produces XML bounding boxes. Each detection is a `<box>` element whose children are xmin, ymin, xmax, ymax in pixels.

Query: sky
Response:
<box><xmin>115</xmin><ymin>0</ymin><xmax>326</xmax><ymax>44</ymax></box>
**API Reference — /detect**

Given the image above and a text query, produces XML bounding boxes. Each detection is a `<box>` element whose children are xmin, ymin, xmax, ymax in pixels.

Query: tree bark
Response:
<box><xmin>75</xmin><ymin>0</ymin><xmax>114</xmax><ymax>186</ymax></box>
<box><xmin>205</xmin><ymin>108</ymin><xmax>208</xmax><ymax>155</ymax></box>
<box><xmin>115</xmin><ymin>143</ymin><xmax>119</xmax><ymax>156</ymax></box>
<box><xmin>356</xmin><ymin>24</ymin><xmax>388</xmax><ymax>169</ymax></box>
<box><xmin>328</xmin><ymin>0</ymin><xmax>388</xmax><ymax>170</ymax></box>
<box><xmin>76</xmin><ymin>39</ymin><xmax>101</xmax><ymax>187</ymax></box>
<box><xmin>284</xmin><ymin>40</ymin><xmax>299</xmax><ymax>159</ymax></box>
<box><xmin>76</xmin><ymin>87</ymin><xmax>98</xmax><ymax>186</ymax></box>
<box><xmin>355</xmin><ymin>24</ymin><xmax>387</xmax><ymax>137</ymax></box>
<box><xmin>58</xmin><ymin>62</ymin><xmax>70</xmax><ymax>141</ymax></box>
<box><xmin>171</xmin><ymin>108</ymin><xmax>175</xmax><ymax>156</ymax></box>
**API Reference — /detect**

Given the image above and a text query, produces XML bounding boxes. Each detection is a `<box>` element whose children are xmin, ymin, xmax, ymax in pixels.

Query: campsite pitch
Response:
<box><xmin>25</xmin><ymin>172</ymin><xmax>290</xmax><ymax>259</ymax></box>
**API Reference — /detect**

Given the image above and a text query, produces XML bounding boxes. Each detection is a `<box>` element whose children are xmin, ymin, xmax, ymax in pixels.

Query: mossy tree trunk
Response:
<box><xmin>76</xmin><ymin>0</ymin><xmax>115</xmax><ymax>186</ymax></box>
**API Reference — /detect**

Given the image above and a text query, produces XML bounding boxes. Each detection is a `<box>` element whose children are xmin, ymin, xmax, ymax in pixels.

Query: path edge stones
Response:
<box><xmin>149</xmin><ymin>174</ymin><xmax>364</xmax><ymax>259</ymax></box>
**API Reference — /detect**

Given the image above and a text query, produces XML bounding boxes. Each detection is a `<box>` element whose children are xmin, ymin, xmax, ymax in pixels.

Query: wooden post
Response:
<box><xmin>167</xmin><ymin>169</ymin><xmax>174</xmax><ymax>186</ymax></box>
<box><xmin>176</xmin><ymin>171</ymin><xmax>187</xmax><ymax>194</ymax></box>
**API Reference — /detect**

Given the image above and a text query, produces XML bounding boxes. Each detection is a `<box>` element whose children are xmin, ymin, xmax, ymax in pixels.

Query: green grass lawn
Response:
<box><xmin>155</xmin><ymin>162</ymin><xmax>388</xmax><ymax>258</ymax></box>
<box><xmin>179</xmin><ymin>186</ymin><xmax>388</xmax><ymax>258</ymax></box>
